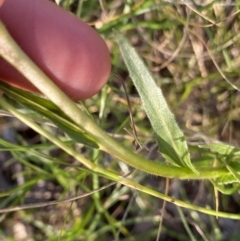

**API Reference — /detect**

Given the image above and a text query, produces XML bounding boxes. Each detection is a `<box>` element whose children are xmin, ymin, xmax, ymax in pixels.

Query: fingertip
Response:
<box><xmin>0</xmin><ymin>0</ymin><xmax>111</xmax><ymax>100</ymax></box>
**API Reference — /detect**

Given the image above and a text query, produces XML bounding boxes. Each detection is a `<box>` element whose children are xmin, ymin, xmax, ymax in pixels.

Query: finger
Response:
<box><xmin>0</xmin><ymin>0</ymin><xmax>111</xmax><ymax>100</ymax></box>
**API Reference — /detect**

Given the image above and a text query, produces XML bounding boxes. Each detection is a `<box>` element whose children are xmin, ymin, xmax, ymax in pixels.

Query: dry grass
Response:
<box><xmin>0</xmin><ymin>0</ymin><xmax>240</xmax><ymax>240</ymax></box>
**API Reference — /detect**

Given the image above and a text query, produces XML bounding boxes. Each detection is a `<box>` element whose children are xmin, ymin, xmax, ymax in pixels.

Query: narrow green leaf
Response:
<box><xmin>0</xmin><ymin>82</ymin><xmax>99</xmax><ymax>148</ymax></box>
<box><xmin>199</xmin><ymin>143</ymin><xmax>240</xmax><ymax>157</ymax></box>
<box><xmin>115</xmin><ymin>31</ymin><xmax>197</xmax><ymax>173</ymax></box>
<box><xmin>200</xmin><ymin>143</ymin><xmax>240</xmax><ymax>193</ymax></box>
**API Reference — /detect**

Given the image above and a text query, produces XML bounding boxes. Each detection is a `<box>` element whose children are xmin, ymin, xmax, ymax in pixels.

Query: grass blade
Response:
<box><xmin>0</xmin><ymin>82</ymin><xmax>99</xmax><ymax>148</ymax></box>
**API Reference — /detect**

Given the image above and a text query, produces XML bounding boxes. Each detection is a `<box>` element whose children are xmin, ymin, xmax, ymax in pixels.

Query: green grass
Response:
<box><xmin>0</xmin><ymin>0</ymin><xmax>240</xmax><ymax>240</ymax></box>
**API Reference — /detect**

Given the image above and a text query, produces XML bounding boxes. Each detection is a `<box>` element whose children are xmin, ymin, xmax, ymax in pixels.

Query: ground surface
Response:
<box><xmin>0</xmin><ymin>0</ymin><xmax>240</xmax><ymax>240</ymax></box>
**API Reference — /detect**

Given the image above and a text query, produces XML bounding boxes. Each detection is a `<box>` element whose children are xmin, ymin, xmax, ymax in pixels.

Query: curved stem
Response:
<box><xmin>0</xmin><ymin>21</ymin><xmax>229</xmax><ymax>179</ymax></box>
<box><xmin>1</xmin><ymin>98</ymin><xmax>240</xmax><ymax>219</ymax></box>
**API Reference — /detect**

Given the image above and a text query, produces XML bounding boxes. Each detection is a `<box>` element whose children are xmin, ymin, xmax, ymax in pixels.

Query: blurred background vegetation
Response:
<box><xmin>1</xmin><ymin>0</ymin><xmax>240</xmax><ymax>240</ymax></box>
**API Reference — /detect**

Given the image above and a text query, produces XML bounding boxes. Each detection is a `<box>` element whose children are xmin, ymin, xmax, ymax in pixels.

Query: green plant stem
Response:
<box><xmin>0</xmin><ymin>98</ymin><xmax>118</xmax><ymax>179</ymax></box>
<box><xmin>0</xmin><ymin>21</ymin><xmax>231</xmax><ymax>179</ymax></box>
<box><xmin>1</xmin><ymin>97</ymin><xmax>240</xmax><ymax>219</ymax></box>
